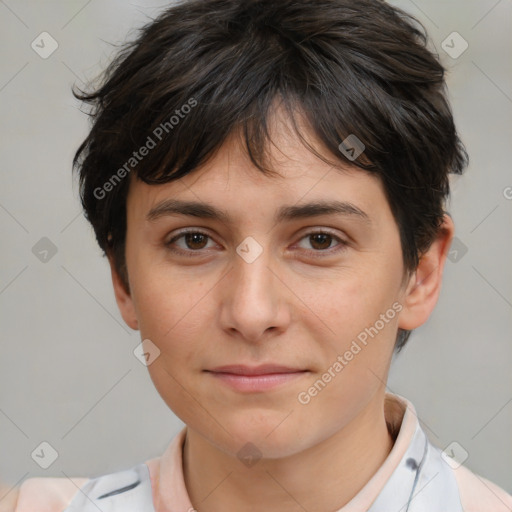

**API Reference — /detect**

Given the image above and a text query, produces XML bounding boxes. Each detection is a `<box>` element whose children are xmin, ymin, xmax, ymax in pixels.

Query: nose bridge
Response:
<box><xmin>235</xmin><ymin>249</ymin><xmax>274</xmax><ymax>304</ymax></box>
<box><xmin>219</xmin><ymin>240</ymin><xmax>288</xmax><ymax>341</ymax></box>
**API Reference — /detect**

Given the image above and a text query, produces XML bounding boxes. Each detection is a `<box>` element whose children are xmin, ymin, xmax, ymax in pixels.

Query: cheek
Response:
<box><xmin>128</xmin><ymin>268</ymin><xmax>213</xmax><ymax>422</ymax></box>
<box><xmin>128</xmin><ymin>259</ymin><xmax>210</xmax><ymax>359</ymax></box>
<box><xmin>292</xmin><ymin>255</ymin><xmax>401</xmax><ymax>407</ymax></box>
<box><xmin>296</xmin><ymin>260</ymin><xmax>400</xmax><ymax>342</ymax></box>
<box><xmin>294</xmin><ymin>283</ymin><xmax>398</xmax><ymax>435</ymax></box>
<box><xmin>128</xmin><ymin>242</ymin><xmax>203</xmax><ymax>323</ymax></box>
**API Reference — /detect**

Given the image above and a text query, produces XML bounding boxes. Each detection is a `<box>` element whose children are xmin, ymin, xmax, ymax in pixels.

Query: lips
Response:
<box><xmin>205</xmin><ymin>364</ymin><xmax>309</xmax><ymax>392</ymax></box>
<box><xmin>207</xmin><ymin>364</ymin><xmax>306</xmax><ymax>376</ymax></box>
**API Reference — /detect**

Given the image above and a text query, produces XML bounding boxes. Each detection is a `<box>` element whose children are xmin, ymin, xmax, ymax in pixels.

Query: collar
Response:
<box><xmin>154</xmin><ymin>392</ymin><xmax>463</xmax><ymax>511</ymax></box>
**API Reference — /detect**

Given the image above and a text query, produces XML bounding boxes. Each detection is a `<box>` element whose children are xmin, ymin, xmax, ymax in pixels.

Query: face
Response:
<box><xmin>111</xmin><ymin>110</ymin><xmax>442</xmax><ymax>460</ymax></box>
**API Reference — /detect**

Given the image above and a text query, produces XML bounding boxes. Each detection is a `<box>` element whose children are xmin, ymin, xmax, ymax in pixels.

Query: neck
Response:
<box><xmin>182</xmin><ymin>391</ymin><xmax>395</xmax><ymax>512</ymax></box>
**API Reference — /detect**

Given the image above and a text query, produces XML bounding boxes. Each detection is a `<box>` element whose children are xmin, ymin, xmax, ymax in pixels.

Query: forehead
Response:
<box><xmin>123</xmin><ymin>108</ymin><xmax>392</xmax><ymax>233</ymax></box>
<box><xmin>125</xmin><ymin>108</ymin><xmax>390</xmax><ymax>226</ymax></box>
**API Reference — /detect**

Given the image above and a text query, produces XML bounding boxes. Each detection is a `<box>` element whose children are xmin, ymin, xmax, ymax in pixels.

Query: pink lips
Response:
<box><xmin>205</xmin><ymin>364</ymin><xmax>308</xmax><ymax>392</ymax></box>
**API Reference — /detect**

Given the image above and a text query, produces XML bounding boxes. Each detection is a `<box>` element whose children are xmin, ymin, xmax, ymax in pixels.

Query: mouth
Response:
<box><xmin>204</xmin><ymin>364</ymin><xmax>309</xmax><ymax>392</ymax></box>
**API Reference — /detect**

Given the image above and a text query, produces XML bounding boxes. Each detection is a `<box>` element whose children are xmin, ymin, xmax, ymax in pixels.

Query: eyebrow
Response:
<box><xmin>146</xmin><ymin>199</ymin><xmax>371</xmax><ymax>224</ymax></box>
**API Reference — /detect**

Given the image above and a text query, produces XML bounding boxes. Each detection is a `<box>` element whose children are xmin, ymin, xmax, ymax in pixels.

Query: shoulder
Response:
<box><xmin>0</xmin><ymin>482</ymin><xmax>20</xmax><ymax>512</ymax></box>
<box><xmin>12</xmin><ymin>476</ymin><xmax>89</xmax><ymax>512</ymax></box>
<box><xmin>13</xmin><ymin>462</ymin><xmax>156</xmax><ymax>512</ymax></box>
<box><xmin>4</xmin><ymin>455</ymin><xmax>162</xmax><ymax>512</ymax></box>
<box><xmin>453</xmin><ymin>463</ymin><xmax>512</xmax><ymax>512</ymax></box>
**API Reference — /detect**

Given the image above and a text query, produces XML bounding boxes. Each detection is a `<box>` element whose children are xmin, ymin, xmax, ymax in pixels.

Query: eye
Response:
<box><xmin>295</xmin><ymin>230</ymin><xmax>347</xmax><ymax>256</ymax></box>
<box><xmin>165</xmin><ymin>230</ymin><xmax>216</xmax><ymax>256</ymax></box>
<box><xmin>164</xmin><ymin>229</ymin><xmax>348</xmax><ymax>258</ymax></box>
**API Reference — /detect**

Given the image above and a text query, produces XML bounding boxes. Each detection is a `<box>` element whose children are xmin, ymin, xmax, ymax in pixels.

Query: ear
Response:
<box><xmin>398</xmin><ymin>214</ymin><xmax>455</xmax><ymax>330</ymax></box>
<box><xmin>107</xmin><ymin>253</ymin><xmax>139</xmax><ymax>330</ymax></box>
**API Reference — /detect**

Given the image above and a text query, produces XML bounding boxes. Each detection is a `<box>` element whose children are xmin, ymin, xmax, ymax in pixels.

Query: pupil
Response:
<box><xmin>186</xmin><ymin>233</ymin><xmax>207</xmax><ymax>249</ymax></box>
<box><xmin>311</xmin><ymin>233</ymin><xmax>331</xmax><ymax>250</ymax></box>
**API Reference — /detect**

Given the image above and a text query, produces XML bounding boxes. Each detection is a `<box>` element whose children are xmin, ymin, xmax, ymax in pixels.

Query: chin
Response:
<box><xmin>210</xmin><ymin>410</ymin><xmax>313</xmax><ymax>460</ymax></box>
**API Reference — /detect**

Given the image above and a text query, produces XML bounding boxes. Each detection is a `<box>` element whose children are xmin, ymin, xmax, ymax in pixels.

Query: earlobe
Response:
<box><xmin>107</xmin><ymin>254</ymin><xmax>139</xmax><ymax>330</ymax></box>
<box><xmin>398</xmin><ymin>214</ymin><xmax>455</xmax><ymax>331</ymax></box>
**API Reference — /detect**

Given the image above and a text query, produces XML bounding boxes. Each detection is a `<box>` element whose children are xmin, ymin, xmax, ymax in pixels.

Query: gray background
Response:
<box><xmin>1</xmin><ymin>0</ymin><xmax>511</xmax><ymax>498</ymax></box>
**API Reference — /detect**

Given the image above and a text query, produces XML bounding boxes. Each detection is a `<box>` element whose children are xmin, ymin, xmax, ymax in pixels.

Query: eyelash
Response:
<box><xmin>165</xmin><ymin>229</ymin><xmax>348</xmax><ymax>258</ymax></box>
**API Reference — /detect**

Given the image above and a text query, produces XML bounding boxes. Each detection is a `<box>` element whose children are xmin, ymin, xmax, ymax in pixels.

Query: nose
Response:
<box><xmin>218</xmin><ymin>245</ymin><xmax>291</xmax><ymax>344</ymax></box>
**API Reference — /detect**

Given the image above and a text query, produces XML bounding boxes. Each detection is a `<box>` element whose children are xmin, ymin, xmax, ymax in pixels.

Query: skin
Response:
<box><xmin>109</xmin><ymin>107</ymin><xmax>454</xmax><ymax>512</ymax></box>
<box><xmin>0</xmin><ymin>483</ymin><xmax>18</xmax><ymax>512</ymax></box>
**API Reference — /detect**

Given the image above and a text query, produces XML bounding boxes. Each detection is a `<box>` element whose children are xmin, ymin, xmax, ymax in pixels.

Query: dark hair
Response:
<box><xmin>72</xmin><ymin>0</ymin><xmax>468</xmax><ymax>352</ymax></box>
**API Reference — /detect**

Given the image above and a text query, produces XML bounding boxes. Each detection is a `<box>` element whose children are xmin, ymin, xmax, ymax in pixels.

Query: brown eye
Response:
<box><xmin>182</xmin><ymin>232</ymin><xmax>209</xmax><ymax>250</ymax></box>
<box><xmin>295</xmin><ymin>230</ymin><xmax>347</xmax><ymax>257</ymax></box>
<box><xmin>308</xmin><ymin>233</ymin><xmax>334</xmax><ymax>250</ymax></box>
<box><xmin>165</xmin><ymin>230</ymin><xmax>215</xmax><ymax>256</ymax></box>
